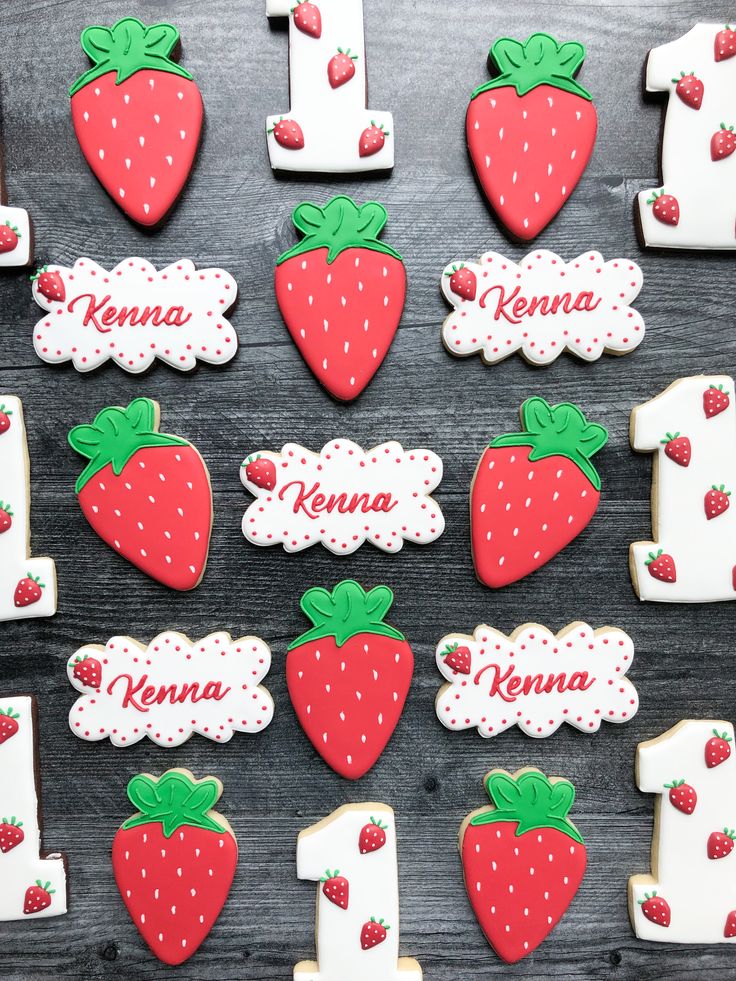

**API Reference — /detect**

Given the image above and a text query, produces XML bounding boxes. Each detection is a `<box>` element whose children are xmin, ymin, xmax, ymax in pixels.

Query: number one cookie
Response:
<box><xmin>266</xmin><ymin>0</ymin><xmax>394</xmax><ymax>173</ymax></box>
<box><xmin>0</xmin><ymin>696</ymin><xmax>67</xmax><ymax>921</ymax></box>
<box><xmin>294</xmin><ymin>803</ymin><xmax>422</xmax><ymax>980</ymax></box>
<box><xmin>0</xmin><ymin>397</ymin><xmax>56</xmax><ymax>621</ymax></box>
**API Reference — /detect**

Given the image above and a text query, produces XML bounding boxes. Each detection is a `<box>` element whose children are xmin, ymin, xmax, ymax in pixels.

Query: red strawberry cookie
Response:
<box><xmin>467</xmin><ymin>33</ymin><xmax>597</xmax><ymax>240</ymax></box>
<box><xmin>287</xmin><ymin>581</ymin><xmax>414</xmax><ymax>779</ymax></box>
<box><xmin>70</xmin><ymin>17</ymin><xmax>203</xmax><ymax>226</ymax></box>
<box><xmin>112</xmin><ymin>770</ymin><xmax>237</xmax><ymax>964</ymax></box>
<box><xmin>461</xmin><ymin>769</ymin><xmax>587</xmax><ymax>962</ymax></box>
<box><xmin>68</xmin><ymin>398</ymin><xmax>212</xmax><ymax>591</ymax></box>
<box><xmin>471</xmin><ymin>397</ymin><xmax>608</xmax><ymax>587</ymax></box>
<box><xmin>630</xmin><ymin>719</ymin><xmax>736</xmax><ymax>943</ymax></box>
<box><xmin>275</xmin><ymin>196</ymin><xmax>406</xmax><ymax>401</ymax></box>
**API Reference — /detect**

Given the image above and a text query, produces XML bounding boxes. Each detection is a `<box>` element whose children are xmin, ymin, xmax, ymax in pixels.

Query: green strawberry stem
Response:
<box><xmin>68</xmin><ymin>398</ymin><xmax>187</xmax><ymax>494</ymax></box>
<box><xmin>490</xmin><ymin>397</ymin><xmax>608</xmax><ymax>491</ymax></box>
<box><xmin>69</xmin><ymin>17</ymin><xmax>193</xmax><ymax>96</ymax></box>
<box><xmin>289</xmin><ymin>580</ymin><xmax>405</xmax><ymax>649</ymax></box>
<box><xmin>122</xmin><ymin>771</ymin><xmax>225</xmax><ymax>838</ymax></box>
<box><xmin>471</xmin><ymin>771</ymin><xmax>584</xmax><ymax>844</ymax></box>
<box><xmin>277</xmin><ymin>195</ymin><xmax>402</xmax><ymax>266</ymax></box>
<box><xmin>472</xmin><ymin>32</ymin><xmax>592</xmax><ymax>101</ymax></box>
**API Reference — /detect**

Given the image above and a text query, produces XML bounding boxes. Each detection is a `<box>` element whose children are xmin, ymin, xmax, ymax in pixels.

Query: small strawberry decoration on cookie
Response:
<box><xmin>471</xmin><ymin>398</ymin><xmax>608</xmax><ymax>588</ymax></box>
<box><xmin>70</xmin><ymin>654</ymin><xmax>102</xmax><ymax>689</ymax></box>
<box><xmin>275</xmin><ymin>196</ymin><xmax>406</xmax><ymax>401</ymax></box>
<box><xmin>269</xmin><ymin>117</ymin><xmax>306</xmax><ymax>150</ymax></box>
<box><xmin>23</xmin><ymin>881</ymin><xmax>55</xmax><ymax>915</ymax></box>
<box><xmin>647</xmin><ymin>190</ymin><xmax>680</xmax><ymax>226</ymax></box>
<box><xmin>321</xmin><ymin>870</ymin><xmax>349</xmax><ymax>909</ymax></box>
<box><xmin>445</xmin><ymin>264</ymin><xmax>477</xmax><ymax>301</ymax></box>
<box><xmin>0</xmin><ymin>817</ymin><xmax>24</xmax><ymax>853</ymax></box>
<box><xmin>461</xmin><ymin>769</ymin><xmax>587</xmax><ymax>963</ymax></box>
<box><xmin>665</xmin><ymin>779</ymin><xmax>697</xmax><ymax>814</ymax></box>
<box><xmin>440</xmin><ymin>642</ymin><xmax>471</xmax><ymax>675</ymax></box>
<box><xmin>293</xmin><ymin>0</ymin><xmax>322</xmax><ymax>38</ymax></box>
<box><xmin>673</xmin><ymin>71</ymin><xmax>703</xmax><ymax>109</ymax></box>
<box><xmin>0</xmin><ymin>502</ymin><xmax>13</xmax><ymax>533</ymax></box>
<box><xmin>14</xmin><ymin>575</ymin><xmax>45</xmax><ymax>608</ymax></box>
<box><xmin>359</xmin><ymin>817</ymin><xmax>388</xmax><ymax>854</ymax></box>
<box><xmin>328</xmin><ymin>48</ymin><xmax>358</xmax><ymax>88</ymax></box>
<box><xmin>466</xmin><ymin>33</ymin><xmax>597</xmax><ymax>240</ymax></box>
<box><xmin>726</xmin><ymin>910</ymin><xmax>736</xmax><ymax>937</ymax></box>
<box><xmin>112</xmin><ymin>770</ymin><xmax>238</xmax><ymax>965</ymax></box>
<box><xmin>705</xmin><ymin>485</ymin><xmax>731</xmax><ymax>520</ymax></box>
<box><xmin>715</xmin><ymin>25</ymin><xmax>736</xmax><ymax>62</ymax></box>
<box><xmin>646</xmin><ymin>550</ymin><xmax>677</xmax><ymax>583</ymax></box>
<box><xmin>639</xmin><ymin>892</ymin><xmax>671</xmax><ymax>927</ymax></box>
<box><xmin>287</xmin><ymin>581</ymin><xmax>414</xmax><ymax>779</ymax></box>
<box><xmin>708</xmin><ymin>829</ymin><xmax>736</xmax><ymax>860</ymax></box>
<box><xmin>0</xmin><ymin>222</ymin><xmax>20</xmax><ymax>254</ymax></box>
<box><xmin>69</xmin><ymin>17</ymin><xmax>203</xmax><ymax>227</ymax></box>
<box><xmin>704</xmin><ymin>383</ymin><xmax>730</xmax><ymax>418</ymax></box>
<box><xmin>0</xmin><ymin>707</ymin><xmax>20</xmax><ymax>744</ymax></box>
<box><xmin>361</xmin><ymin>918</ymin><xmax>390</xmax><ymax>950</ymax></box>
<box><xmin>30</xmin><ymin>266</ymin><xmax>65</xmax><ymax>303</ymax></box>
<box><xmin>706</xmin><ymin>729</ymin><xmax>733</xmax><ymax>768</ymax></box>
<box><xmin>242</xmin><ymin>455</ymin><xmax>277</xmax><ymax>490</ymax></box>
<box><xmin>711</xmin><ymin>123</ymin><xmax>736</xmax><ymax>161</ymax></box>
<box><xmin>0</xmin><ymin>404</ymin><xmax>13</xmax><ymax>435</ymax></box>
<box><xmin>68</xmin><ymin>398</ymin><xmax>213</xmax><ymax>591</ymax></box>
<box><xmin>661</xmin><ymin>432</ymin><xmax>691</xmax><ymax>467</ymax></box>
<box><xmin>359</xmin><ymin>122</ymin><xmax>389</xmax><ymax>158</ymax></box>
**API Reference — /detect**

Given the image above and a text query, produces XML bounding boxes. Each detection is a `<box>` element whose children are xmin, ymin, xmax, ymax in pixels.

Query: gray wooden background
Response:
<box><xmin>1</xmin><ymin>0</ymin><xmax>734</xmax><ymax>978</ymax></box>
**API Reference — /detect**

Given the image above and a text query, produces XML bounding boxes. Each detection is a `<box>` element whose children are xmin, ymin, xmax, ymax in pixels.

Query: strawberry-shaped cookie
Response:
<box><xmin>112</xmin><ymin>770</ymin><xmax>237</xmax><ymax>965</ymax></box>
<box><xmin>471</xmin><ymin>398</ymin><xmax>608</xmax><ymax>588</ymax></box>
<box><xmin>69</xmin><ymin>17</ymin><xmax>203</xmax><ymax>226</ymax></box>
<box><xmin>287</xmin><ymin>580</ymin><xmax>414</xmax><ymax>779</ymax></box>
<box><xmin>275</xmin><ymin>196</ymin><xmax>406</xmax><ymax>401</ymax></box>
<box><xmin>68</xmin><ymin>398</ymin><xmax>212</xmax><ymax>591</ymax></box>
<box><xmin>461</xmin><ymin>769</ymin><xmax>587</xmax><ymax>963</ymax></box>
<box><xmin>467</xmin><ymin>33</ymin><xmax>597</xmax><ymax>240</ymax></box>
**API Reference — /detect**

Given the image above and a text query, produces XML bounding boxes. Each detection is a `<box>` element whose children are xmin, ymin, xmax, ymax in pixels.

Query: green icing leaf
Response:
<box><xmin>289</xmin><ymin>580</ymin><xmax>405</xmax><ymax>649</ymax></box>
<box><xmin>122</xmin><ymin>772</ymin><xmax>226</xmax><ymax>838</ymax></box>
<box><xmin>470</xmin><ymin>771</ymin><xmax>585</xmax><ymax>844</ymax></box>
<box><xmin>471</xmin><ymin>32</ymin><xmax>592</xmax><ymax>101</ymax></box>
<box><xmin>70</xmin><ymin>17</ymin><xmax>193</xmax><ymax>96</ymax></box>
<box><xmin>277</xmin><ymin>195</ymin><xmax>403</xmax><ymax>265</ymax></box>
<box><xmin>490</xmin><ymin>397</ymin><xmax>608</xmax><ymax>491</ymax></box>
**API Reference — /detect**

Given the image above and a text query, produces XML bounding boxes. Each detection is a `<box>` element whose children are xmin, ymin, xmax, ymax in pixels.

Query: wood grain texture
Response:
<box><xmin>0</xmin><ymin>0</ymin><xmax>733</xmax><ymax>977</ymax></box>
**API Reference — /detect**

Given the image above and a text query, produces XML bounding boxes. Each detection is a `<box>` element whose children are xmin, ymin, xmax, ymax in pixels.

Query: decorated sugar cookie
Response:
<box><xmin>266</xmin><ymin>0</ymin><xmax>394</xmax><ymax>173</ymax></box>
<box><xmin>288</xmin><ymin>581</ymin><xmax>413</xmax><ymax>779</ymax></box>
<box><xmin>295</xmin><ymin>803</ymin><xmax>422</xmax><ymax>979</ymax></box>
<box><xmin>70</xmin><ymin>17</ymin><xmax>203</xmax><ymax>226</ymax></box>
<box><xmin>67</xmin><ymin>631</ymin><xmax>274</xmax><ymax>747</ymax></box>
<box><xmin>629</xmin><ymin>720</ymin><xmax>736</xmax><ymax>943</ymax></box>
<box><xmin>31</xmin><ymin>258</ymin><xmax>238</xmax><ymax>373</ymax></box>
<box><xmin>630</xmin><ymin>374</ymin><xmax>736</xmax><ymax>602</ymax></box>
<box><xmin>0</xmin><ymin>163</ymin><xmax>31</xmax><ymax>267</ymax></box>
<box><xmin>0</xmin><ymin>397</ymin><xmax>56</xmax><ymax>622</ymax></box>
<box><xmin>471</xmin><ymin>398</ymin><xmax>608</xmax><ymax>587</ymax></box>
<box><xmin>461</xmin><ymin>769</ymin><xmax>586</xmax><ymax>963</ymax></box>
<box><xmin>68</xmin><ymin>398</ymin><xmax>212</xmax><ymax>590</ymax></box>
<box><xmin>0</xmin><ymin>696</ymin><xmax>67</xmax><ymax>921</ymax></box>
<box><xmin>112</xmin><ymin>770</ymin><xmax>237</xmax><ymax>964</ymax></box>
<box><xmin>441</xmin><ymin>250</ymin><xmax>644</xmax><ymax>365</ymax></box>
<box><xmin>241</xmin><ymin>439</ymin><xmax>444</xmax><ymax>554</ymax></box>
<box><xmin>638</xmin><ymin>24</ymin><xmax>736</xmax><ymax>249</ymax></box>
<box><xmin>436</xmin><ymin>622</ymin><xmax>638</xmax><ymax>738</ymax></box>
<box><xmin>276</xmin><ymin>197</ymin><xmax>406</xmax><ymax>400</ymax></box>
<box><xmin>467</xmin><ymin>33</ymin><xmax>597</xmax><ymax>240</ymax></box>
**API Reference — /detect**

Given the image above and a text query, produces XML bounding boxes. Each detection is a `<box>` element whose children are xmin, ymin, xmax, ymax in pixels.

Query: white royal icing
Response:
<box><xmin>441</xmin><ymin>250</ymin><xmax>644</xmax><ymax>365</ymax></box>
<box><xmin>435</xmin><ymin>622</ymin><xmax>638</xmax><ymax>738</ymax></box>
<box><xmin>0</xmin><ymin>396</ymin><xmax>56</xmax><ymax>622</ymax></box>
<box><xmin>0</xmin><ymin>696</ymin><xmax>67</xmax><ymax>921</ymax></box>
<box><xmin>241</xmin><ymin>439</ymin><xmax>444</xmax><ymax>554</ymax></box>
<box><xmin>638</xmin><ymin>23</ymin><xmax>736</xmax><ymax>248</ymax></box>
<box><xmin>294</xmin><ymin>803</ymin><xmax>422</xmax><ymax>980</ymax></box>
<box><xmin>630</xmin><ymin>720</ymin><xmax>736</xmax><ymax>943</ymax></box>
<box><xmin>266</xmin><ymin>0</ymin><xmax>394</xmax><ymax>173</ymax></box>
<box><xmin>31</xmin><ymin>257</ymin><xmax>238</xmax><ymax>373</ymax></box>
<box><xmin>67</xmin><ymin>631</ymin><xmax>274</xmax><ymax>748</ymax></box>
<box><xmin>630</xmin><ymin>373</ymin><xmax>736</xmax><ymax>602</ymax></box>
<box><xmin>0</xmin><ymin>204</ymin><xmax>31</xmax><ymax>267</ymax></box>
